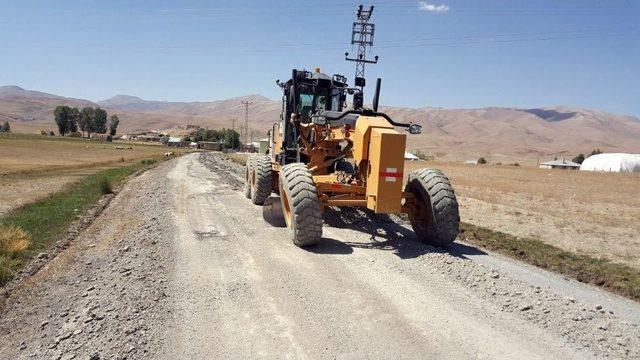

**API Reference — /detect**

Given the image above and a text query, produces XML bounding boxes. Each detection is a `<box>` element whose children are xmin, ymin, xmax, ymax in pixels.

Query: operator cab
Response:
<box><xmin>279</xmin><ymin>69</ymin><xmax>348</xmax><ymax>125</ymax></box>
<box><xmin>276</xmin><ymin>69</ymin><xmax>348</xmax><ymax>156</ymax></box>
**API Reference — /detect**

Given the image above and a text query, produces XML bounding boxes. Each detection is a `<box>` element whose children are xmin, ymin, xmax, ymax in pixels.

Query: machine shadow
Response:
<box><xmin>307</xmin><ymin>207</ymin><xmax>486</xmax><ymax>260</ymax></box>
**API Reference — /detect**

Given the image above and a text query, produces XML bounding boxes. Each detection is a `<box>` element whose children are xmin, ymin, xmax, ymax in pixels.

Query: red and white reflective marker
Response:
<box><xmin>379</xmin><ymin>167</ymin><xmax>403</xmax><ymax>182</ymax></box>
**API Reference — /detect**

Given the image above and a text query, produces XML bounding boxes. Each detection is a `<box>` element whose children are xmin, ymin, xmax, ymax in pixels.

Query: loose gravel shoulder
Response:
<box><xmin>0</xmin><ymin>160</ymin><xmax>176</xmax><ymax>359</ymax></box>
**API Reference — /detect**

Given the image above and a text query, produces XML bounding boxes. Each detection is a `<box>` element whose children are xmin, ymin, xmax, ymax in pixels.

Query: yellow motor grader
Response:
<box><xmin>245</xmin><ymin>68</ymin><xmax>459</xmax><ymax>247</ymax></box>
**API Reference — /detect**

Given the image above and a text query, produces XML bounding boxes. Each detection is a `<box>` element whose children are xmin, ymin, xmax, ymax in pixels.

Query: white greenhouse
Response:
<box><xmin>579</xmin><ymin>153</ymin><xmax>640</xmax><ymax>173</ymax></box>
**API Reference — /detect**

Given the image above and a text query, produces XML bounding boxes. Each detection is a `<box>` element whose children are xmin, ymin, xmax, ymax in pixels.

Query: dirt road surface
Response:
<box><xmin>1</xmin><ymin>152</ymin><xmax>638</xmax><ymax>359</ymax></box>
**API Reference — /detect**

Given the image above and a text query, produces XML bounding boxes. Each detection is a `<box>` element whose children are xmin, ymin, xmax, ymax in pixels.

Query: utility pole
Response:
<box><xmin>345</xmin><ymin>4</ymin><xmax>378</xmax><ymax>94</ymax></box>
<box><xmin>241</xmin><ymin>100</ymin><xmax>253</xmax><ymax>146</ymax></box>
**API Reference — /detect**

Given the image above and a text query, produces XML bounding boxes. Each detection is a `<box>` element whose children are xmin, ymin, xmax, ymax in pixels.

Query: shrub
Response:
<box><xmin>477</xmin><ymin>157</ymin><xmax>487</xmax><ymax>164</ymax></box>
<box><xmin>0</xmin><ymin>225</ymin><xmax>30</xmax><ymax>256</ymax></box>
<box><xmin>572</xmin><ymin>153</ymin><xmax>585</xmax><ymax>164</ymax></box>
<box><xmin>99</xmin><ymin>177</ymin><xmax>113</xmax><ymax>194</ymax></box>
<box><xmin>413</xmin><ymin>149</ymin><xmax>429</xmax><ymax>160</ymax></box>
<box><xmin>106</xmin><ymin>135</ymin><xmax>113</xmax><ymax>142</ymax></box>
<box><xmin>141</xmin><ymin>159</ymin><xmax>157</xmax><ymax>165</ymax></box>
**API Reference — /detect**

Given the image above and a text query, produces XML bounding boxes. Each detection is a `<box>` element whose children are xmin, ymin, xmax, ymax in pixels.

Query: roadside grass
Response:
<box><xmin>0</xmin><ymin>159</ymin><xmax>161</xmax><ymax>286</ymax></box>
<box><xmin>460</xmin><ymin>222</ymin><xmax>640</xmax><ymax>301</ymax></box>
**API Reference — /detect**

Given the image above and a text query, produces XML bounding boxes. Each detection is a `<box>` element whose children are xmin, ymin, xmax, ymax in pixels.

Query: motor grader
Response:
<box><xmin>245</xmin><ymin>68</ymin><xmax>459</xmax><ymax>247</ymax></box>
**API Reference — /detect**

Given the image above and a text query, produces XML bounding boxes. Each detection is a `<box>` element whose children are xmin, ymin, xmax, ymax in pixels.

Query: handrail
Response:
<box><xmin>316</xmin><ymin>109</ymin><xmax>412</xmax><ymax>128</ymax></box>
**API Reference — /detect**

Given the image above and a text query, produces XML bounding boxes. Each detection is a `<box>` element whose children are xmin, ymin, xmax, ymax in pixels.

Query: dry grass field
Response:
<box><xmin>406</xmin><ymin>161</ymin><xmax>640</xmax><ymax>268</ymax></box>
<box><xmin>0</xmin><ymin>134</ymin><xmax>187</xmax><ymax>215</ymax></box>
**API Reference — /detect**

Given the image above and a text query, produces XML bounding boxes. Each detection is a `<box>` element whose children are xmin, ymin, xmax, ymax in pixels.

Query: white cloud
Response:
<box><xmin>418</xmin><ymin>2</ymin><xmax>450</xmax><ymax>13</ymax></box>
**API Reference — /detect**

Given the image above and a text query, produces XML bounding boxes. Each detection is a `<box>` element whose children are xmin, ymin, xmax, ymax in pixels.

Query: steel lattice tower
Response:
<box><xmin>241</xmin><ymin>100</ymin><xmax>253</xmax><ymax>146</ymax></box>
<box><xmin>345</xmin><ymin>5</ymin><xmax>378</xmax><ymax>91</ymax></box>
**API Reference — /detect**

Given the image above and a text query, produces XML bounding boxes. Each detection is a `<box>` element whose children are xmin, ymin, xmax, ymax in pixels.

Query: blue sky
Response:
<box><xmin>1</xmin><ymin>0</ymin><xmax>638</xmax><ymax>116</ymax></box>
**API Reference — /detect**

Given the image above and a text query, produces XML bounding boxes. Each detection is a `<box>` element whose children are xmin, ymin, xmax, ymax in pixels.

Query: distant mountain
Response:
<box><xmin>98</xmin><ymin>95</ymin><xmax>181</xmax><ymax>111</ymax></box>
<box><xmin>0</xmin><ymin>86</ymin><xmax>95</xmax><ymax>123</ymax></box>
<box><xmin>2</xmin><ymin>85</ymin><xmax>639</xmax><ymax>163</ymax></box>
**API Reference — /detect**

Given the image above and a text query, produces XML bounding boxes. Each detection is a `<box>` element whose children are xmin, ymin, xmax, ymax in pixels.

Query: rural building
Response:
<box><xmin>198</xmin><ymin>141</ymin><xmax>222</xmax><ymax>150</ymax></box>
<box><xmin>167</xmin><ymin>137</ymin><xmax>186</xmax><ymax>147</ymax></box>
<box><xmin>580</xmin><ymin>153</ymin><xmax>640</xmax><ymax>173</ymax></box>
<box><xmin>136</xmin><ymin>134</ymin><xmax>161</xmax><ymax>142</ymax></box>
<box><xmin>465</xmin><ymin>160</ymin><xmax>478</xmax><ymax>165</ymax></box>
<box><xmin>404</xmin><ymin>152</ymin><xmax>419</xmax><ymax>161</ymax></box>
<box><xmin>539</xmin><ymin>159</ymin><xmax>580</xmax><ymax>170</ymax></box>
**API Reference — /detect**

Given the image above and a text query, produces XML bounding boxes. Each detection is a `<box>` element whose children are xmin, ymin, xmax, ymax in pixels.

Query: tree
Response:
<box><xmin>79</xmin><ymin>107</ymin><xmax>95</xmax><ymax>138</ymax></box>
<box><xmin>219</xmin><ymin>128</ymin><xmax>240</xmax><ymax>149</ymax></box>
<box><xmin>54</xmin><ymin>105</ymin><xmax>71</xmax><ymax>135</ymax></box>
<box><xmin>69</xmin><ymin>107</ymin><xmax>79</xmax><ymax>134</ymax></box>
<box><xmin>572</xmin><ymin>153</ymin><xmax>585</xmax><ymax>164</ymax></box>
<box><xmin>92</xmin><ymin>107</ymin><xmax>108</xmax><ymax>134</ymax></box>
<box><xmin>0</xmin><ymin>121</ymin><xmax>9</xmax><ymax>133</ymax></box>
<box><xmin>588</xmin><ymin>148</ymin><xmax>602</xmax><ymax>157</ymax></box>
<box><xmin>108</xmin><ymin>115</ymin><xmax>120</xmax><ymax>136</ymax></box>
<box><xmin>477</xmin><ymin>157</ymin><xmax>487</xmax><ymax>164</ymax></box>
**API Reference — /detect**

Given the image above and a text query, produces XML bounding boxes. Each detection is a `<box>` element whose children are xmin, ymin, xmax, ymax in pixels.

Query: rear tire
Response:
<box><xmin>405</xmin><ymin>168</ymin><xmax>459</xmax><ymax>246</ymax></box>
<box><xmin>279</xmin><ymin>163</ymin><xmax>322</xmax><ymax>247</ymax></box>
<box><xmin>251</xmin><ymin>156</ymin><xmax>273</xmax><ymax>205</ymax></box>
<box><xmin>244</xmin><ymin>157</ymin><xmax>253</xmax><ymax>199</ymax></box>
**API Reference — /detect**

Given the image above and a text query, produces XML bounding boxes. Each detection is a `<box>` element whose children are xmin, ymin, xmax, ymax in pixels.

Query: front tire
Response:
<box><xmin>279</xmin><ymin>163</ymin><xmax>322</xmax><ymax>247</ymax></box>
<box><xmin>405</xmin><ymin>168</ymin><xmax>459</xmax><ymax>246</ymax></box>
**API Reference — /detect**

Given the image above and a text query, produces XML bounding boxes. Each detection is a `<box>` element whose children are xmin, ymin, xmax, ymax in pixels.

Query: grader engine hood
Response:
<box><xmin>352</xmin><ymin>116</ymin><xmax>407</xmax><ymax>213</ymax></box>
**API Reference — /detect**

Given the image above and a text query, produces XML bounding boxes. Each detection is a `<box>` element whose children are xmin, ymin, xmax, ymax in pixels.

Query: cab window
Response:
<box><xmin>298</xmin><ymin>93</ymin><xmax>314</xmax><ymax>122</ymax></box>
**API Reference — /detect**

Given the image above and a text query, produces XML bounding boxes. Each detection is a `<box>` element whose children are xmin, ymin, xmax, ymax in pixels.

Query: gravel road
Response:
<box><xmin>1</xmin><ymin>152</ymin><xmax>638</xmax><ymax>359</ymax></box>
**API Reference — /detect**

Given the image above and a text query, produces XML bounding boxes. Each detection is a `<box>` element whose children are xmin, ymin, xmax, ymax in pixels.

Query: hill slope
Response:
<box><xmin>2</xmin><ymin>85</ymin><xmax>639</xmax><ymax>162</ymax></box>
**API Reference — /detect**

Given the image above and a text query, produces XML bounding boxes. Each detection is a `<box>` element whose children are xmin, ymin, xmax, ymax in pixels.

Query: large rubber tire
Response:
<box><xmin>405</xmin><ymin>168</ymin><xmax>460</xmax><ymax>247</ymax></box>
<box><xmin>244</xmin><ymin>157</ymin><xmax>253</xmax><ymax>199</ymax></box>
<box><xmin>251</xmin><ymin>156</ymin><xmax>273</xmax><ymax>205</ymax></box>
<box><xmin>279</xmin><ymin>163</ymin><xmax>322</xmax><ymax>247</ymax></box>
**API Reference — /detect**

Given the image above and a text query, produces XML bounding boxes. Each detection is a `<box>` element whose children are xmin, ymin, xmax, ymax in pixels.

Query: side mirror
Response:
<box><xmin>407</xmin><ymin>123</ymin><xmax>422</xmax><ymax>135</ymax></box>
